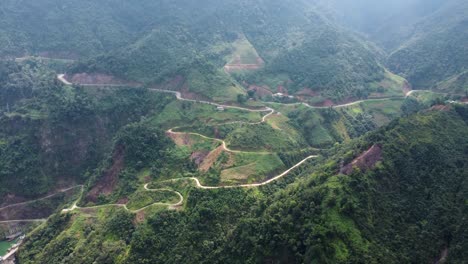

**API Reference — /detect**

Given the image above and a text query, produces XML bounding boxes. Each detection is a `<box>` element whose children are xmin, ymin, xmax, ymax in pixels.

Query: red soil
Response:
<box><xmin>190</xmin><ymin>151</ymin><xmax>211</xmax><ymax>166</ymax></box>
<box><xmin>248</xmin><ymin>85</ymin><xmax>273</xmax><ymax>97</ymax></box>
<box><xmin>277</xmin><ymin>85</ymin><xmax>288</xmax><ymax>95</ymax></box>
<box><xmin>116</xmin><ymin>197</ymin><xmax>129</xmax><ymax>205</ymax></box>
<box><xmin>0</xmin><ymin>188</ymin><xmax>78</xmax><ymax>221</ymax></box>
<box><xmin>340</xmin><ymin>145</ymin><xmax>383</xmax><ymax>175</ymax></box>
<box><xmin>428</xmin><ymin>105</ymin><xmax>451</xmax><ymax>112</ymax></box>
<box><xmin>296</xmin><ymin>88</ymin><xmax>319</xmax><ymax>97</ymax></box>
<box><xmin>86</xmin><ymin>146</ymin><xmax>125</xmax><ymax>203</ymax></box>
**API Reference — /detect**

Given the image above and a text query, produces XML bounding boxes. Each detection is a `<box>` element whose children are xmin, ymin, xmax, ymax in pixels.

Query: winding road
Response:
<box><xmin>167</xmin><ymin>127</ymin><xmax>273</xmax><ymax>155</ymax></box>
<box><xmin>62</xmin><ymin>187</ymin><xmax>184</xmax><ymax>214</ymax></box>
<box><xmin>53</xmin><ymin>75</ymin><xmax>465</xmax><ymax>214</ymax></box>
<box><xmin>60</xmin><ymin>153</ymin><xmax>317</xmax><ymax>213</ymax></box>
<box><xmin>158</xmin><ymin>154</ymin><xmax>318</xmax><ymax>190</ymax></box>
<box><xmin>53</xmin><ymin>74</ymin><xmax>322</xmax><ymax>213</ymax></box>
<box><xmin>0</xmin><ymin>185</ymin><xmax>83</xmax><ymax>212</ymax></box>
<box><xmin>0</xmin><ymin>219</ymin><xmax>46</xmax><ymax>224</ymax></box>
<box><xmin>56</xmin><ymin>74</ymin><xmax>409</xmax><ymax>110</ymax></box>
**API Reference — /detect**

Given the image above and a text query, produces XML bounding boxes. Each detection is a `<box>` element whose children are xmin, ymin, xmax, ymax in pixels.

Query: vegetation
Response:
<box><xmin>18</xmin><ymin>107</ymin><xmax>468</xmax><ymax>263</ymax></box>
<box><xmin>1</xmin><ymin>1</ymin><xmax>467</xmax><ymax>263</ymax></box>
<box><xmin>0</xmin><ymin>61</ymin><xmax>174</xmax><ymax>198</ymax></box>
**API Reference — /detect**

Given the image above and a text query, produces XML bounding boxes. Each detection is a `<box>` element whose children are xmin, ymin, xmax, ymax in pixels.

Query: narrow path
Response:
<box><xmin>57</xmin><ymin>74</ymin><xmax>410</xmax><ymax>110</ymax></box>
<box><xmin>0</xmin><ymin>219</ymin><xmax>46</xmax><ymax>224</ymax></box>
<box><xmin>56</xmin><ymin>74</ymin><xmax>320</xmax><ymax>213</ymax></box>
<box><xmin>62</xmin><ymin>154</ymin><xmax>317</xmax><ymax>213</ymax></box>
<box><xmin>0</xmin><ymin>185</ymin><xmax>83</xmax><ymax>212</ymax></box>
<box><xmin>405</xmin><ymin>89</ymin><xmax>465</xmax><ymax>97</ymax></box>
<box><xmin>57</xmin><ymin>74</ymin><xmax>72</xmax><ymax>85</ymax></box>
<box><xmin>159</xmin><ymin>154</ymin><xmax>318</xmax><ymax>190</ymax></box>
<box><xmin>61</xmin><ymin>187</ymin><xmax>184</xmax><ymax>213</ymax></box>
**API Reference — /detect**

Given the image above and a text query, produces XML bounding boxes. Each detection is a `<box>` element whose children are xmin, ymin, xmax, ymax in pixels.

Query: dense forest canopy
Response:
<box><xmin>315</xmin><ymin>0</ymin><xmax>468</xmax><ymax>91</ymax></box>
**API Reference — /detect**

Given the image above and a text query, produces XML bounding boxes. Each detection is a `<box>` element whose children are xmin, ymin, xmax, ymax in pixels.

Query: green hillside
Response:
<box><xmin>0</xmin><ymin>1</ymin><xmax>467</xmax><ymax>263</ymax></box>
<box><xmin>387</xmin><ymin>0</ymin><xmax>468</xmax><ymax>90</ymax></box>
<box><xmin>17</xmin><ymin>106</ymin><xmax>468</xmax><ymax>263</ymax></box>
<box><xmin>319</xmin><ymin>0</ymin><xmax>468</xmax><ymax>93</ymax></box>
<box><xmin>0</xmin><ymin>0</ymin><xmax>403</xmax><ymax>102</ymax></box>
<box><xmin>0</xmin><ymin>61</ymin><xmax>174</xmax><ymax>198</ymax></box>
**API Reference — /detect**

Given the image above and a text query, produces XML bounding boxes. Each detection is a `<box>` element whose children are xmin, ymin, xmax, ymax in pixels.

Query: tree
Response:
<box><xmin>237</xmin><ymin>94</ymin><xmax>247</xmax><ymax>104</ymax></box>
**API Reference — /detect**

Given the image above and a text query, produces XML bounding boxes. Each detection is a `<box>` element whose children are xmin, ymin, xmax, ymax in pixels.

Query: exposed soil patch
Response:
<box><xmin>180</xmin><ymin>90</ymin><xmax>211</xmax><ymax>101</ymax></box>
<box><xmin>0</xmin><ymin>181</ymin><xmax>79</xmax><ymax>208</ymax></box>
<box><xmin>86</xmin><ymin>146</ymin><xmax>125</xmax><ymax>203</ymax></box>
<box><xmin>199</xmin><ymin>146</ymin><xmax>225</xmax><ymax>172</ymax></box>
<box><xmin>341</xmin><ymin>144</ymin><xmax>382</xmax><ymax>175</ymax></box>
<box><xmin>277</xmin><ymin>85</ymin><xmax>289</xmax><ymax>95</ymax></box>
<box><xmin>0</xmin><ymin>194</ymin><xmax>27</xmax><ymax>208</ymax></box>
<box><xmin>0</xmin><ymin>188</ymin><xmax>77</xmax><ymax>221</ymax></box>
<box><xmin>296</xmin><ymin>88</ymin><xmax>319</xmax><ymax>97</ymax></box>
<box><xmin>191</xmin><ymin>151</ymin><xmax>211</xmax><ymax>166</ymax></box>
<box><xmin>135</xmin><ymin>210</ymin><xmax>146</xmax><ymax>224</ymax></box>
<box><xmin>167</xmin><ymin>132</ymin><xmax>196</xmax><ymax>147</ymax></box>
<box><xmin>116</xmin><ymin>197</ymin><xmax>129</xmax><ymax>205</ymax></box>
<box><xmin>428</xmin><ymin>105</ymin><xmax>451</xmax><ymax>112</ymax></box>
<box><xmin>248</xmin><ymin>85</ymin><xmax>273</xmax><ymax>97</ymax></box>
<box><xmin>314</xmin><ymin>99</ymin><xmax>335</xmax><ymax>107</ymax></box>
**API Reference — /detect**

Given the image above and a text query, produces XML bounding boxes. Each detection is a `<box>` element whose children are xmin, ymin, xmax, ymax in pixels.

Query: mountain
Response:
<box><xmin>0</xmin><ymin>0</ymin><xmax>406</xmax><ymax>102</ymax></box>
<box><xmin>386</xmin><ymin>0</ymin><xmax>468</xmax><ymax>91</ymax></box>
<box><xmin>0</xmin><ymin>0</ymin><xmax>169</xmax><ymax>58</ymax></box>
<box><xmin>315</xmin><ymin>0</ymin><xmax>468</xmax><ymax>92</ymax></box>
<box><xmin>313</xmin><ymin>0</ymin><xmax>447</xmax><ymax>49</ymax></box>
<box><xmin>1</xmin><ymin>1</ymin><xmax>467</xmax><ymax>263</ymax></box>
<box><xmin>17</xmin><ymin>106</ymin><xmax>468</xmax><ymax>263</ymax></box>
<box><xmin>0</xmin><ymin>60</ymin><xmax>174</xmax><ymax>199</ymax></box>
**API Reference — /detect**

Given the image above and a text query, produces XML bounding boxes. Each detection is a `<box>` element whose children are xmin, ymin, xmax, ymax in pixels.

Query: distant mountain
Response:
<box><xmin>316</xmin><ymin>0</ymin><xmax>468</xmax><ymax>92</ymax></box>
<box><xmin>0</xmin><ymin>0</ymin><xmax>404</xmax><ymax>102</ymax></box>
<box><xmin>313</xmin><ymin>0</ymin><xmax>447</xmax><ymax>49</ymax></box>
<box><xmin>386</xmin><ymin>0</ymin><xmax>468</xmax><ymax>90</ymax></box>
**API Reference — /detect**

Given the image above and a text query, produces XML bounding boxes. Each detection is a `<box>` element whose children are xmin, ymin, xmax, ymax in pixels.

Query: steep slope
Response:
<box><xmin>316</xmin><ymin>0</ymin><xmax>468</xmax><ymax>92</ymax></box>
<box><xmin>387</xmin><ymin>0</ymin><xmax>468</xmax><ymax>90</ymax></box>
<box><xmin>1</xmin><ymin>0</ymin><xmax>404</xmax><ymax>102</ymax></box>
<box><xmin>0</xmin><ymin>0</ymin><xmax>167</xmax><ymax>58</ymax></box>
<box><xmin>314</xmin><ymin>0</ymin><xmax>447</xmax><ymax>50</ymax></box>
<box><xmin>0</xmin><ymin>61</ymin><xmax>174</xmax><ymax>201</ymax></box>
<box><xmin>67</xmin><ymin>0</ymin><xmax>399</xmax><ymax>102</ymax></box>
<box><xmin>18</xmin><ymin>106</ymin><xmax>468</xmax><ymax>263</ymax></box>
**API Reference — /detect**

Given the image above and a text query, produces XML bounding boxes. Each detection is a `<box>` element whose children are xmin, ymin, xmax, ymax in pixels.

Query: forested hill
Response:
<box><xmin>18</xmin><ymin>105</ymin><xmax>468</xmax><ymax>263</ymax></box>
<box><xmin>386</xmin><ymin>0</ymin><xmax>468</xmax><ymax>91</ymax></box>
<box><xmin>0</xmin><ymin>60</ymin><xmax>174</xmax><ymax>198</ymax></box>
<box><xmin>316</xmin><ymin>0</ymin><xmax>468</xmax><ymax>92</ymax></box>
<box><xmin>0</xmin><ymin>0</ymin><xmax>396</xmax><ymax>102</ymax></box>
